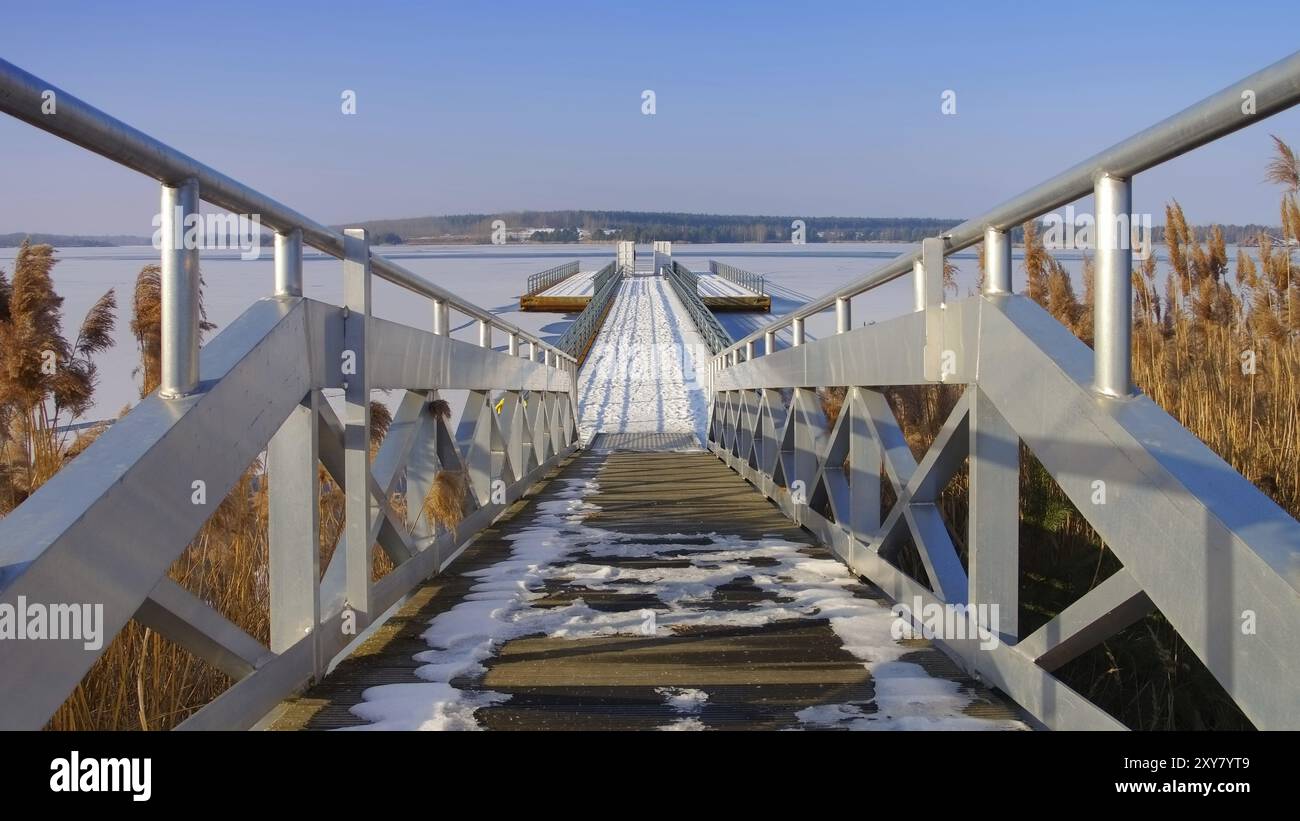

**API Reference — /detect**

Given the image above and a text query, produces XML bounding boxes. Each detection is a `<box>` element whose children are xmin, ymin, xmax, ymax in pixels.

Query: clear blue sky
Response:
<box><xmin>3</xmin><ymin>0</ymin><xmax>1299</xmax><ymax>234</ymax></box>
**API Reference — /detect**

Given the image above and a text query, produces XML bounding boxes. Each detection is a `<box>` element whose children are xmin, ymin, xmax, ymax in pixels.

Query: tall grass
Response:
<box><xmin>0</xmin><ymin>249</ymin><xmax>415</xmax><ymax>729</ymax></box>
<box><xmin>0</xmin><ymin>239</ymin><xmax>116</xmax><ymax>511</ymax></box>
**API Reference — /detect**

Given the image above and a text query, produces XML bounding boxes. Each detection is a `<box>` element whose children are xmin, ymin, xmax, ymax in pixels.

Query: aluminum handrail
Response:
<box><xmin>555</xmin><ymin>261</ymin><xmax>621</xmax><ymax>361</ymax></box>
<box><xmin>526</xmin><ymin>260</ymin><xmax>581</xmax><ymax>295</ymax></box>
<box><xmin>709</xmin><ymin>260</ymin><xmax>766</xmax><ymax>295</ymax></box>
<box><xmin>0</xmin><ymin>58</ymin><xmax>574</xmax><ymax>363</ymax></box>
<box><xmin>667</xmin><ymin>261</ymin><xmax>732</xmax><ymax>354</ymax></box>
<box><xmin>719</xmin><ymin>49</ymin><xmax>1300</xmax><ymax>358</ymax></box>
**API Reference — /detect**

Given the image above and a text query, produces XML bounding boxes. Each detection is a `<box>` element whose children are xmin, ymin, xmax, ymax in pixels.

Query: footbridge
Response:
<box><xmin>1</xmin><ymin>52</ymin><xmax>1299</xmax><ymax>731</ymax></box>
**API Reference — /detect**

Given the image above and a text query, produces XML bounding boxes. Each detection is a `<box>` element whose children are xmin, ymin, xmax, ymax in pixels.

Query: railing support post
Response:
<box><xmin>268</xmin><ymin>389</ymin><xmax>321</xmax><ymax>672</ymax></box>
<box><xmin>508</xmin><ymin>332</ymin><xmax>519</xmax><ymax>357</ymax></box>
<box><xmin>432</xmin><ymin>298</ymin><xmax>448</xmax><ymax>336</ymax></box>
<box><xmin>791</xmin><ymin>318</ymin><xmax>804</xmax><ymax>347</ymax></box>
<box><xmin>921</xmin><ymin>237</ymin><xmax>948</xmax><ymax>382</ymax></box>
<box><xmin>342</xmin><ymin>228</ymin><xmax>372</xmax><ymax>626</ymax></box>
<box><xmin>764</xmin><ymin>330</ymin><xmax>775</xmax><ymax>356</ymax></box>
<box><xmin>274</xmin><ymin>228</ymin><xmax>303</xmax><ymax>298</ymax></box>
<box><xmin>745</xmin><ymin>340</ymin><xmax>755</xmax><ymax>360</ymax></box>
<box><xmin>835</xmin><ymin>296</ymin><xmax>851</xmax><ymax>333</ymax></box>
<box><xmin>479</xmin><ymin>319</ymin><xmax>492</xmax><ymax>349</ymax></box>
<box><xmin>968</xmin><ymin>386</ymin><xmax>1019</xmax><ymax>645</ymax></box>
<box><xmin>159</xmin><ymin>178</ymin><xmax>200</xmax><ymax>398</ymax></box>
<box><xmin>912</xmin><ymin>258</ymin><xmax>926</xmax><ymax>313</ymax></box>
<box><xmin>984</xmin><ymin>227</ymin><xmax>1011</xmax><ymax>295</ymax></box>
<box><xmin>1094</xmin><ymin>174</ymin><xmax>1133</xmax><ymax>397</ymax></box>
<box><xmin>848</xmin><ymin>388</ymin><xmax>881</xmax><ymax>543</ymax></box>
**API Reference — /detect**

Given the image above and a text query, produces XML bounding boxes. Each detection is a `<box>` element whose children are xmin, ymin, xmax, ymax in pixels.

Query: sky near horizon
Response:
<box><xmin>2</xmin><ymin>0</ymin><xmax>1300</xmax><ymax>235</ymax></box>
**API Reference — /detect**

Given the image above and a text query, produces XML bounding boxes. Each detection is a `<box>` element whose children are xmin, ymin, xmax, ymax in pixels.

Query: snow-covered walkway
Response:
<box><xmin>575</xmin><ymin>276</ymin><xmax>711</xmax><ymax>446</ymax></box>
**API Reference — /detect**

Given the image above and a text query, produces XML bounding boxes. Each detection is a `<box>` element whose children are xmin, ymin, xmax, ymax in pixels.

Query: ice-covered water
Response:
<box><xmin>0</xmin><ymin>240</ymin><xmax>1133</xmax><ymax>423</ymax></box>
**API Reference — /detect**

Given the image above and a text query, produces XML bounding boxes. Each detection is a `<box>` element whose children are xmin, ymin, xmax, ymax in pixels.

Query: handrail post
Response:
<box><xmin>921</xmin><ymin>237</ymin><xmax>948</xmax><ymax>382</ymax></box>
<box><xmin>791</xmin><ymin>318</ymin><xmax>804</xmax><ymax>347</ymax></box>
<box><xmin>912</xmin><ymin>258</ymin><xmax>926</xmax><ymax>313</ymax></box>
<box><xmin>1094</xmin><ymin>174</ymin><xmax>1133</xmax><ymax>397</ymax></box>
<box><xmin>479</xmin><ymin>319</ymin><xmax>492</xmax><ymax>349</ymax></box>
<box><xmin>835</xmin><ymin>296</ymin><xmax>851</xmax><ymax>333</ymax></box>
<box><xmin>159</xmin><ymin>178</ymin><xmax>200</xmax><ymax>398</ymax></box>
<box><xmin>341</xmin><ymin>228</ymin><xmax>372</xmax><ymax>626</ymax></box>
<box><xmin>745</xmin><ymin>340</ymin><xmax>755</xmax><ymax>360</ymax></box>
<box><xmin>433</xmin><ymin>298</ymin><xmax>448</xmax><ymax>336</ymax></box>
<box><xmin>984</xmin><ymin>227</ymin><xmax>1011</xmax><ymax>295</ymax></box>
<box><xmin>764</xmin><ymin>330</ymin><xmax>775</xmax><ymax>356</ymax></box>
<box><xmin>274</xmin><ymin>228</ymin><xmax>303</xmax><ymax>297</ymax></box>
<box><xmin>508</xmin><ymin>332</ymin><xmax>519</xmax><ymax>357</ymax></box>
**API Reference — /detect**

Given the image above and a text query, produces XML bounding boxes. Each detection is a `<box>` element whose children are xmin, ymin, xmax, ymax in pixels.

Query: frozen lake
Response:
<box><xmin>0</xmin><ymin>241</ymin><xmax>1130</xmax><ymax>422</ymax></box>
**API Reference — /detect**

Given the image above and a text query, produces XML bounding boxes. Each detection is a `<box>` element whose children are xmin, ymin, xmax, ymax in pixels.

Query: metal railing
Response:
<box><xmin>719</xmin><ymin>51</ymin><xmax>1300</xmax><ymax>392</ymax></box>
<box><xmin>709</xmin><ymin>51</ymin><xmax>1300</xmax><ymax>730</ymax></box>
<box><xmin>709</xmin><ymin>260</ymin><xmax>766</xmax><ymax>294</ymax></box>
<box><xmin>0</xmin><ymin>58</ymin><xmax>581</xmax><ymax>729</ymax></box>
<box><xmin>555</xmin><ymin>261</ymin><xmax>621</xmax><ymax>363</ymax></box>
<box><xmin>671</xmin><ymin>261</ymin><xmax>699</xmax><ymax>290</ymax></box>
<box><xmin>525</xmin><ymin>260</ymin><xmax>581</xmax><ymax>295</ymax></box>
<box><xmin>667</xmin><ymin>261</ymin><xmax>732</xmax><ymax>354</ymax></box>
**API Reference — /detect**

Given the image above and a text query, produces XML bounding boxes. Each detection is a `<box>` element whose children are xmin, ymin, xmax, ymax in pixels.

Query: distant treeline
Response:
<box><xmin>0</xmin><ymin>232</ymin><xmax>152</xmax><ymax>247</ymax></box>
<box><xmin>338</xmin><ymin>211</ymin><xmax>1284</xmax><ymax>245</ymax></box>
<box><xmin>343</xmin><ymin>211</ymin><xmax>968</xmax><ymax>243</ymax></box>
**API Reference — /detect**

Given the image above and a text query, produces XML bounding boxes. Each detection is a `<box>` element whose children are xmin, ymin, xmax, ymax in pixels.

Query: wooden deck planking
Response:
<box><xmin>270</xmin><ymin>450</ymin><xmax>1026</xmax><ymax>731</ymax></box>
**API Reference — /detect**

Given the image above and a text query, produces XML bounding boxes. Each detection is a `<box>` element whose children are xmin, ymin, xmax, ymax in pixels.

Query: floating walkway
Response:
<box><xmin>269</xmin><ymin>450</ymin><xmax>1029</xmax><ymax>731</ymax></box>
<box><xmin>575</xmin><ymin>275</ymin><xmax>712</xmax><ymax>446</ymax></box>
<box><xmin>696</xmin><ymin>274</ymin><xmax>771</xmax><ymax>311</ymax></box>
<box><xmin>522</xmin><ymin>267</ymin><xmax>769</xmax><ymax>313</ymax></box>
<box><xmin>520</xmin><ymin>269</ymin><xmax>597</xmax><ymax>312</ymax></box>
